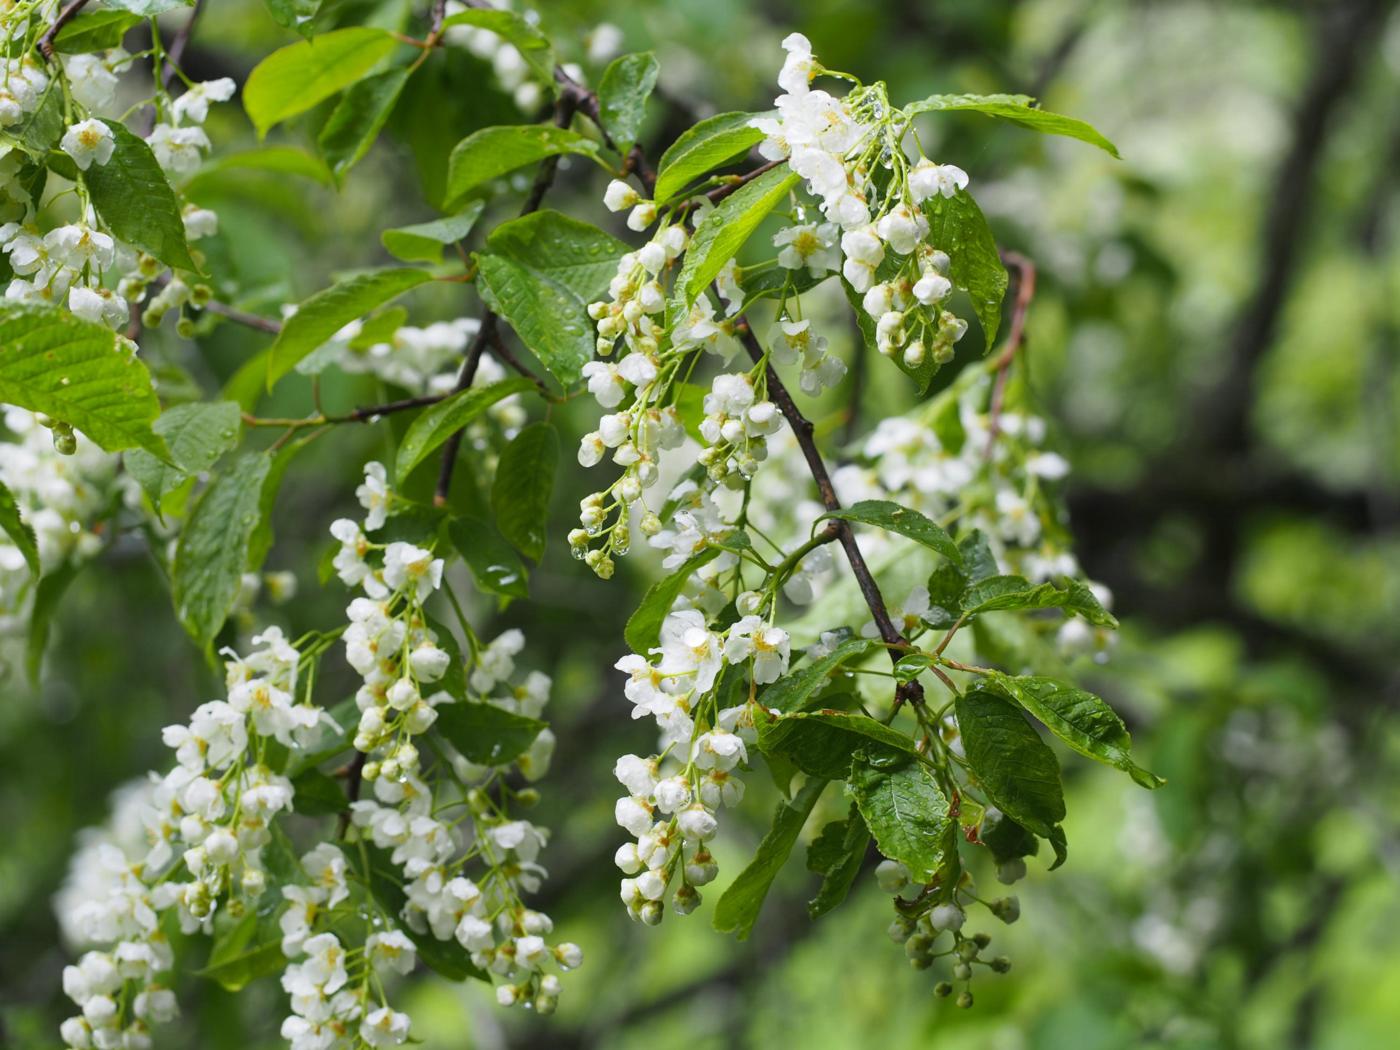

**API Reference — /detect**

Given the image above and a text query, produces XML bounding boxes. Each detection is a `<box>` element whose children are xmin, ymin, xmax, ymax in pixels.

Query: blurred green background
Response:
<box><xmin>4</xmin><ymin>0</ymin><xmax>1400</xmax><ymax>1047</ymax></box>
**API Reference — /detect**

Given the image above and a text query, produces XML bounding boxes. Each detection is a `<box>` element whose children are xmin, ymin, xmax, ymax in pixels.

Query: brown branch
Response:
<box><xmin>160</xmin><ymin>0</ymin><xmax>204</xmax><ymax>91</ymax></box>
<box><xmin>38</xmin><ymin>0</ymin><xmax>90</xmax><ymax>61</ymax></box>
<box><xmin>985</xmin><ymin>249</ymin><xmax>1037</xmax><ymax>456</ymax></box>
<box><xmin>200</xmin><ymin>299</ymin><xmax>283</xmax><ymax>334</ymax></box>
<box><xmin>676</xmin><ymin>159</ymin><xmax>783</xmax><ymax>215</ymax></box>
<box><xmin>735</xmin><ymin>321</ymin><xmax>923</xmax><ymax>708</ymax></box>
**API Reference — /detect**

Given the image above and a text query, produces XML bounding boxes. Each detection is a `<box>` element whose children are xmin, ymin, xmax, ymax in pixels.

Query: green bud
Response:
<box><xmin>956</xmin><ymin>991</ymin><xmax>974</xmax><ymax>1009</ymax></box>
<box><xmin>991</xmin><ymin>896</ymin><xmax>1021</xmax><ymax>924</ymax></box>
<box><xmin>515</xmin><ymin>788</ymin><xmax>541</xmax><ymax>808</ymax></box>
<box><xmin>176</xmin><ymin>316</ymin><xmax>195</xmax><ymax>339</ymax></box>
<box><xmin>955</xmin><ymin>940</ymin><xmax>979</xmax><ymax>962</ymax></box>
<box><xmin>639</xmin><ymin>900</ymin><xmax>664</xmax><ymax>926</ymax></box>
<box><xmin>934</xmin><ymin>982</ymin><xmax>953</xmax><ymax>998</ymax></box>
<box><xmin>191</xmin><ymin>283</ymin><xmax>213</xmax><ymax>307</ymax></box>
<box><xmin>973</xmin><ymin>932</ymin><xmax>992</xmax><ymax>949</ymax></box>
<box><xmin>952</xmin><ymin>962</ymin><xmax>972</xmax><ymax>980</ymax></box>
<box><xmin>990</xmin><ymin>955</ymin><xmax>1012</xmax><ymax>974</ymax></box>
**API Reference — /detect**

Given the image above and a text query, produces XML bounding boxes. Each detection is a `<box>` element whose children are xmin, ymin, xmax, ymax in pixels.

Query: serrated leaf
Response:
<box><xmin>848</xmin><ymin>754</ymin><xmax>952</xmax><ymax>883</ymax></box>
<box><xmin>433</xmin><ymin>701</ymin><xmax>545</xmax><ymax>766</ymax></box>
<box><xmin>475</xmin><ymin>210</ymin><xmax>628</xmax><ymax>386</ymax></box>
<box><xmin>905</xmin><ymin>93</ymin><xmax>1119</xmax><ymax>157</ymax></box>
<box><xmin>244</xmin><ymin>27</ymin><xmax>398</xmax><ymax>137</ymax></box>
<box><xmin>393</xmin><ymin>376</ymin><xmax>534</xmax><ymax>480</ymax></box>
<box><xmin>758</xmin><ymin>636</ymin><xmax>877</xmax><ymax>713</ymax></box>
<box><xmin>922</xmin><ymin>190</ymin><xmax>1007</xmax><ymax>346</ymax></box>
<box><xmin>318</xmin><ymin>65</ymin><xmax>412</xmax><ymax>179</ymax></box>
<box><xmin>444</xmin><ymin>125</ymin><xmax>600</xmax><ymax>208</ymax></box>
<box><xmin>963</xmin><ymin>575</ymin><xmax>1117</xmax><ymax>627</ymax></box>
<box><xmin>440</xmin><ymin>8</ymin><xmax>555</xmax><ymax>85</ymax></box>
<box><xmin>714</xmin><ymin>777</ymin><xmax>826</xmax><ymax>941</ymax></box>
<box><xmin>85</xmin><ymin>120</ymin><xmax>196</xmax><ymax>271</ymax></box>
<box><xmin>125</xmin><ymin>401</ymin><xmax>242</xmax><ymax>514</ymax></box>
<box><xmin>623</xmin><ymin>547</ymin><xmax>722</xmax><ymax>654</ymax></box>
<box><xmin>381</xmin><ymin>202</ymin><xmax>484</xmax><ymax>263</ymax></box>
<box><xmin>821</xmin><ymin>499</ymin><xmax>961</xmax><ymax>565</ymax></box>
<box><xmin>362</xmin><ymin>845</ymin><xmax>488</xmax><ymax>982</ymax></box>
<box><xmin>52</xmin><ymin>10</ymin><xmax>140</xmax><ymax>53</ymax></box>
<box><xmin>0</xmin><ymin>303</ymin><xmax>167</xmax><ymax>458</ymax></box>
<box><xmin>491</xmin><ymin>421</ymin><xmax>556</xmax><ymax>562</ymax></box>
<box><xmin>267</xmin><ymin>268</ymin><xmax>432</xmax><ymax>388</ymax></box>
<box><xmin>446</xmin><ymin>515</ymin><xmax>529</xmax><ymax>600</ymax></box>
<box><xmin>0</xmin><ymin>479</ymin><xmax>40</xmax><ymax>578</ymax></box>
<box><xmin>985</xmin><ymin>673</ymin><xmax>1163</xmax><ymax>789</ymax></box>
<box><xmin>654</xmin><ymin>111</ymin><xmax>766</xmax><ymax>203</ymax></box>
<box><xmin>757</xmin><ymin>709</ymin><xmax>916</xmax><ymax>780</ymax></box>
<box><xmin>677</xmin><ymin>165</ymin><xmax>797</xmax><ymax>306</ymax></box>
<box><xmin>597</xmin><ymin>52</ymin><xmax>658</xmax><ymax>150</ymax></box>
<box><xmin>957</xmin><ymin>529</ymin><xmax>999</xmax><ymax>583</ymax></box>
<box><xmin>955</xmin><ymin>688</ymin><xmax>1064</xmax><ymax>839</ymax></box>
<box><xmin>288</xmin><ymin>766</ymin><xmax>347</xmax><ymax>816</ymax></box>
<box><xmin>806</xmin><ymin>805</ymin><xmax>869</xmax><ymax>918</ymax></box>
<box><xmin>172</xmin><ymin>453</ymin><xmax>271</xmax><ymax>649</ymax></box>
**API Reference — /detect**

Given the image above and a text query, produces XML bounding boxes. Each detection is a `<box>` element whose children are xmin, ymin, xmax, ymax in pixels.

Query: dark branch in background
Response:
<box><xmin>735</xmin><ymin>323</ymin><xmax>925</xmax><ymax>708</ymax></box>
<box><xmin>160</xmin><ymin>0</ymin><xmax>204</xmax><ymax>91</ymax></box>
<box><xmin>37</xmin><ymin>0</ymin><xmax>90</xmax><ymax>60</ymax></box>
<box><xmin>1201</xmin><ymin>0</ymin><xmax>1393</xmax><ymax>454</ymax></box>
<box><xmin>201</xmin><ymin>298</ymin><xmax>283</xmax><ymax>334</ymax></box>
<box><xmin>985</xmin><ymin>250</ymin><xmax>1037</xmax><ymax>455</ymax></box>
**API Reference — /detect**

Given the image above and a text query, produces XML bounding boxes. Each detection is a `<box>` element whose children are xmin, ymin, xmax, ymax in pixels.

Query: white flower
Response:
<box><xmin>172</xmin><ymin>78</ymin><xmax>236</xmax><ymax>125</ymax></box>
<box><xmin>366</xmin><ymin>930</ymin><xmax>416</xmax><ymax>975</ymax></box>
<box><xmin>908</xmin><ymin>159</ymin><xmax>969</xmax><ymax>202</ymax></box>
<box><xmin>301</xmin><ymin>844</ymin><xmax>349</xmax><ymax>907</ymax></box>
<box><xmin>382</xmin><ymin>542</ymin><xmax>443</xmax><ymax>601</ymax></box>
<box><xmin>356</xmin><ymin>462</ymin><xmax>390</xmax><ymax>530</ymax></box>
<box><xmin>60</xmin><ymin>119</ymin><xmax>114</xmax><ymax>171</ymax></box>
<box><xmin>627</xmin><ymin>201</ymin><xmax>657</xmax><ymax>231</ymax></box>
<box><xmin>778</xmin><ymin>32</ymin><xmax>816</xmax><ymax>95</ymax></box>
<box><xmin>581</xmin><ymin>361</ymin><xmax>625</xmax><ymax>408</ymax></box>
<box><xmin>694</xmin><ymin>728</ymin><xmax>747</xmax><ymax>771</ymax></box>
<box><xmin>64</xmin><ymin>54</ymin><xmax>119</xmax><ymax>113</ymax></box>
<box><xmin>676</xmin><ymin>804</ymin><xmax>719</xmax><ymax>842</ymax></box>
<box><xmin>874</xmin><ymin>203</ymin><xmax>928</xmax><ymax>255</ymax></box>
<box><xmin>613</xmin><ymin>753</ymin><xmax>658</xmax><ymax>797</ymax></box>
<box><xmin>147</xmin><ymin>123</ymin><xmax>210</xmax><ymax>175</ymax></box>
<box><xmin>653</xmin><ymin>775</ymin><xmax>691</xmax><ymax>814</ymax></box>
<box><xmin>722</xmin><ymin>616</ymin><xmax>791</xmax><ymax>683</ymax></box>
<box><xmin>360</xmin><ymin>1006</ymin><xmax>410</xmax><ymax>1047</ymax></box>
<box><xmin>656</xmin><ymin>609</ymin><xmax>723</xmax><ymax>692</ymax></box>
<box><xmin>774</xmin><ymin>221</ymin><xmax>840</xmax><ymax>275</ymax></box>
<box><xmin>603</xmin><ymin>179</ymin><xmax>639</xmax><ymax>211</ymax></box>
<box><xmin>913</xmin><ymin>270</ymin><xmax>952</xmax><ymax>305</ymax></box>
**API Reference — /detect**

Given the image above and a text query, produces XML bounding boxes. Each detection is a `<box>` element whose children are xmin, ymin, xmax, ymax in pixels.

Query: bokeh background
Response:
<box><xmin>4</xmin><ymin>0</ymin><xmax>1400</xmax><ymax>1047</ymax></box>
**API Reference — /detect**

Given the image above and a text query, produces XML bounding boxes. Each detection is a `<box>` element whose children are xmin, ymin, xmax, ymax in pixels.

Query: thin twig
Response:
<box><xmin>735</xmin><ymin>321</ymin><xmax>924</xmax><ymax>708</ymax></box>
<box><xmin>160</xmin><ymin>0</ymin><xmax>204</xmax><ymax>91</ymax></box>
<box><xmin>985</xmin><ymin>250</ymin><xmax>1036</xmax><ymax>457</ymax></box>
<box><xmin>201</xmin><ymin>299</ymin><xmax>283</xmax><ymax>334</ymax></box>
<box><xmin>38</xmin><ymin>0</ymin><xmax>91</xmax><ymax>61</ymax></box>
<box><xmin>677</xmin><ymin>159</ymin><xmax>782</xmax><ymax>214</ymax></box>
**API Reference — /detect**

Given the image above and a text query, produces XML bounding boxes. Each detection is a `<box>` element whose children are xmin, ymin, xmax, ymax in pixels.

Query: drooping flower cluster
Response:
<box><xmin>0</xmin><ymin>409</ymin><xmax>123</xmax><ymax>673</ymax></box>
<box><xmin>55</xmin><ymin>627</ymin><xmax>332</xmax><ymax>1049</ymax></box>
<box><xmin>330</xmin><ymin>461</ymin><xmax>579</xmax><ymax>1016</ymax></box>
<box><xmin>610</xmin><ymin>603</ymin><xmax>790</xmax><ymax>922</ymax></box>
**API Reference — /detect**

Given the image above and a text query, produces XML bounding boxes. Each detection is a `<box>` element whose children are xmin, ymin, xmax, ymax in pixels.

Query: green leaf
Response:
<box><xmin>0</xmin><ymin>480</ymin><xmax>40</xmax><ymax>578</ymax></box>
<box><xmin>806</xmin><ymin>805</ymin><xmax>870</xmax><ymax>918</ymax></box>
<box><xmin>963</xmin><ymin>575</ymin><xmax>1118</xmax><ymax>627</ymax></box>
<box><xmin>246</xmin><ymin>437</ymin><xmax>304</xmax><ymax>571</ymax></box>
<box><xmin>362</xmin><ymin>845</ymin><xmax>488</xmax><ymax>982</ymax></box>
<box><xmin>848</xmin><ymin>754</ymin><xmax>952</xmax><ymax>883</ymax></box>
<box><xmin>0</xmin><ymin>81</ymin><xmax>62</xmax><ymax>156</ymax></box>
<box><xmin>381</xmin><ymin>202</ymin><xmax>484</xmax><ymax>263</ymax></box>
<box><xmin>433</xmin><ymin>701</ymin><xmax>546</xmax><ymax>766</ymax></box>
<box><xmin>393</xmin><ymin>376</ymin><xmax>535</xmax><ymax>480</ymax></box>
<box><xmin>267</xmin><ymin>268</ymin><xmax>432</xmax><ymax>388</ymax></box>
<box><xmin>922</xmin><ymin>562</ymin><xmax>966</xmax><ymax>630</ymax></box>
<box><xmin>172</xmin><ymin>453</ymin><xmax>272</xmax><ymax>649</ymax></box>
<box><xmin>921</xmin><ymin>190</ymin><xmax>1007</xmax><ymax>345</ymax></box>
<box><xmin>191</xmin><ymin>146</ymin><xmax>333</xmax><ymax>187</ymax></box>
<box><xmin>654</xmin><ymin>111</ymin><xmax>766</xmax><ymax>203</ymax></box>
<box><xmin>440</xmin><ymin>8</ymin><xmax>555</xmax><ymax>84</ymax></box>
<box><xmin>757</xmin><ymin>709</ymin><xmax>916</xmax><ymax>780</ymax></box>
<box><xmin>85</xmin><ymin>120</ymin><xmax>197</xmax><ymax>272</ymax></box>
<box><xmin>243</xmin><ymin>27</ymin><xmax>398</xmax><ymax>137</ymax></box>
<box><xmin>957</xmin><ymin>529</ymin><xmax>999</xmax><ymax>584</ymax></box>
<box><xmin>104</xmin><ymin>0</ymin><xmax>194</xmax><ymax>14</ymax></box>
<box><xmin>52</xmin><ymin>10</ymin><xmax>140</xmax><ymax>53</ymax></box>
<box><xmin>758</xmin><ymin>636</ymin><xmax>877</xmax><ymax>713</ymax></box>
<box><xmin>446</xmin><ymin>514</ymin><xmax>529</xmax><ymax>600</ymax></box>
<box><xmin>821</xmin><ymin>499</ymin><xmax>961</xmax><ymax>565</ymax></box>
<box><xmin>491</xmin><ymin>421</ymin><xmax>557</xmax><ymax>562</ymax></box>
<box><xmin>27</xmin><ymin>560</ymin><xmax>79</xmax><ymax>683</ymax></box>
<box><xmin>677</xmin><ymin>165</ymin><xmax>798</xmax><ymax>305</ymax></box>
<box><xmin>905</xmin><ymin>93</ymin><xmax>1120</xmax><ymax>157</ymax></box>
<box><xmin>445</xmin><ymin>125</ymin><xmax>600</xmax><ymax>208</ymax></box>
<box><xmin>985</xmin><ymin>673</ymin><xmax>1164</xmax><ymax>789</ymax></box>
<box><xmin>714</xmin><ymin>777</ymin><xmax>827</xmax><ymax>940</ymax></box>
<box><xmin>623</xmin><ymin>547</ymin><xmax>722</xmax><ymax>654</ymax></box>
<box><xmin>197</xmin><ymin>909</ymin><xmax>285</xmax><ymax>993</ymax></box>
<box><xmin>597</xmin><ymin>52</ymin><xmax>659</xmax><ymax>150</ymax></box>
<box><xmin>262</xmin><ymin>0</ymin><xmax>321</xmax><ymax>34</ymax></box>
<box><xmin>0</xmin><ymin>303</ymin><xmax>167</xmax><ymax>458</ymax></box>
<box><xmin>318</xmin><ymin>65</ymin><xmax>413</xmax><ymax>179</ymax></box>
<box><xmin>475</xmin><ymin>210</ymin><xmax>628</xmax><ymax>385</ymax></box>
<box><xmin>978</xmin><ymin>808</ymin><xmax>1039</xmax><ymax>864</ymax></box>
<box><xmin>125</xmin><ymin>401</ymin><xmax>242</xmax><ymax>514</ymax></box>
<box><xmin>955</xmin><ymin>688</ymin><xmax>1065</xmax><ymax>839</ymax></box>
<box><xmin>288</xmin><ymin>767</ymin><xmax>348</xmax><ymax>816</ymax></box>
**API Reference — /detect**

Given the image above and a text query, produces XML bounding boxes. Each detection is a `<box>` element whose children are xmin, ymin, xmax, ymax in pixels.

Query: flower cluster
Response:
<box><xmin>331</xmin><ymin>461</ymin><xmax>579</xmax><ymax>1016</ymax></box>
<box><xmin>55</xmin><ymin>626</ymin><xmax>331</xmax><ymax>1048</ymax></box>
<box><xmin>442</xmin><ymin>0</ymin><xmax>599</xmax><ymax>113</ymax></box>
<box><xmin>609</xmin><ymin>605</ymin><xmax>791</xmax><ymax>922</ymax></box>
<box><xmin>0</xmin><ymin>409</ymin><xmax>123</xmax><ymax>673</ymax></box>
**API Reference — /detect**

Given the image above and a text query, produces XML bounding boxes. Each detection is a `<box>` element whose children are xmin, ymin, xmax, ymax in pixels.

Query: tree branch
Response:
<box><xmin>985</xmin><ymin>250</ymin><xmax>1037</xmax><ymax>456</ymax></box>
<box><xmin>735</xmin><ymin>322</ymin><xmax>923</xmax><ymax>707</ymax></box>
<box><xmin>38</xmin><ymin>0</ymin><xmax>90</xmax><ymax>61</ymax></box>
